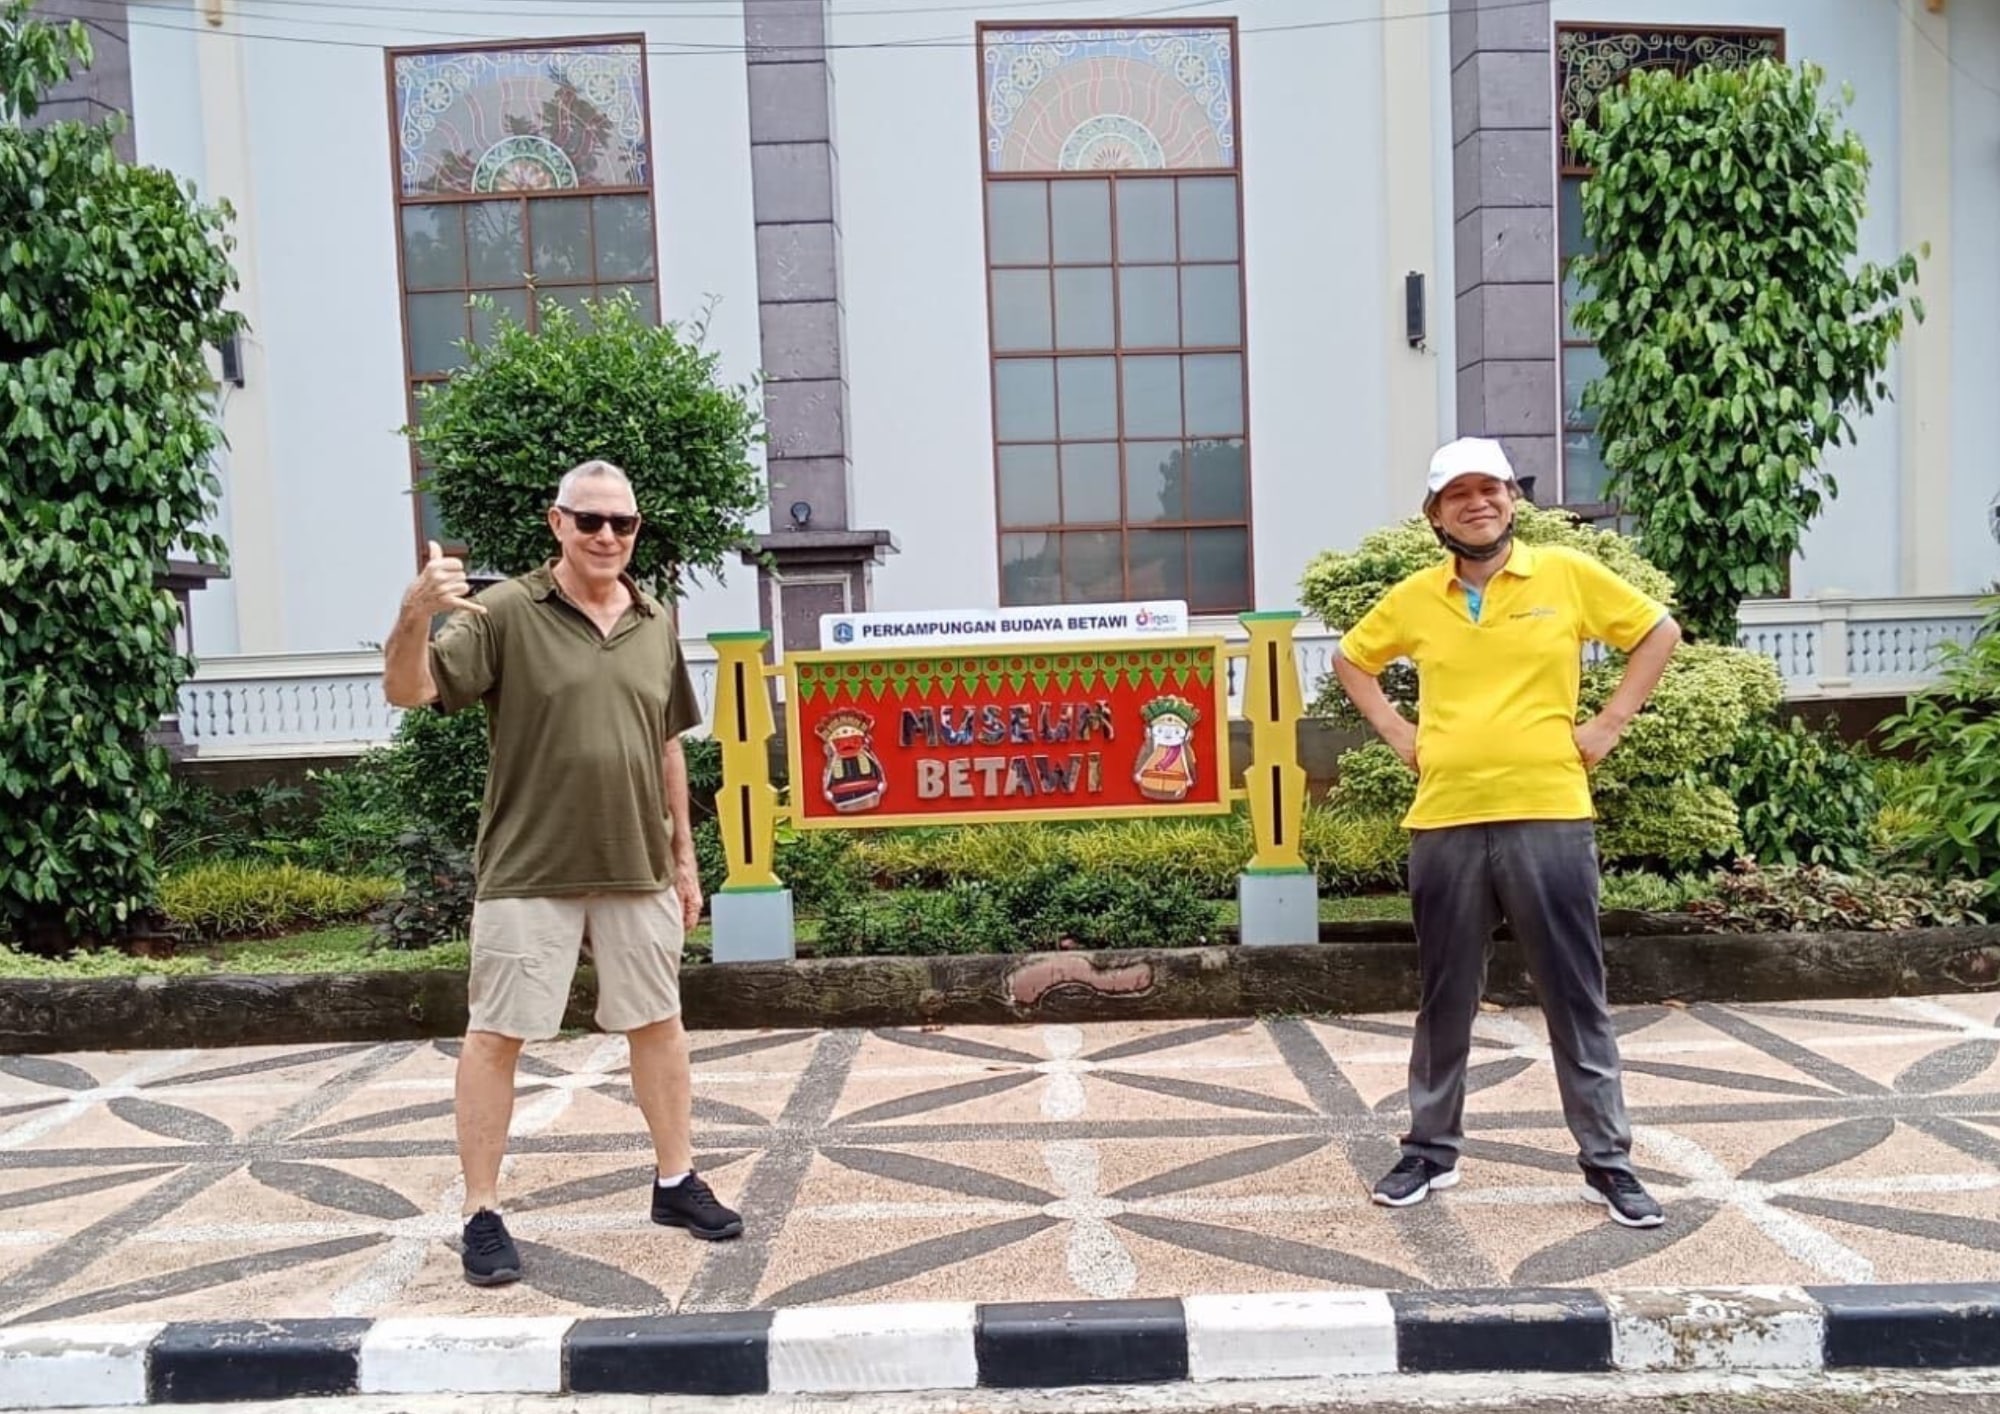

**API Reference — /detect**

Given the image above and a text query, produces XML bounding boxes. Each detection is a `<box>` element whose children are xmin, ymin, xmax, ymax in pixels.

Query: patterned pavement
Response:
<box><xmin>1</xmin><ymin>993</ymin><xmax>1997</xmax><ymax>1326</ymax></box>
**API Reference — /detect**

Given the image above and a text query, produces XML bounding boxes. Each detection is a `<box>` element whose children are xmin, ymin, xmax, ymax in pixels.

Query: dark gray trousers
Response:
<box><xmin>1402</xmin><ymin>820</ymin><xmax>1634</xmax><ymax>1175</ymax></box>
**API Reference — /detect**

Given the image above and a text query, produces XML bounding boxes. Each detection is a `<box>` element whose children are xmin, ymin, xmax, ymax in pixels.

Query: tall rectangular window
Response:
<box><xmin>389</xmin><ymin>37</ymin><xmax>661</xmax><ymax>553</ymax></box>
<box><xmin>1554</xmin><ymin>24</ymin><xmax>1782</xmax><ymax>516</ymax></box>
<box><xmin>980</xmin><ymin>23</ymin><xmax>1252</xmax><ymax>612</ymax></box>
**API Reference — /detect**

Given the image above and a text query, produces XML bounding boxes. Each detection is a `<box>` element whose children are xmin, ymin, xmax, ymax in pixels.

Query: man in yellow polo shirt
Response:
<box><xmin>1332</xmin><ymin>436</ymin><xmax>1682</xmax><ymax>1228</ymax></box>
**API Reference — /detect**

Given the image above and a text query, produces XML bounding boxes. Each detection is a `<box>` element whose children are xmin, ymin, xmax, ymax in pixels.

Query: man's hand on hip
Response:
<box><xmin>1384</xmin><ymin>718</ymin><xmax>1419</xmax><ymax>773</ymax></box>
<box><xmin>1574</xmin><ymin>714</ymin><xmax>1623</xmax><ymax>768</ymax></box>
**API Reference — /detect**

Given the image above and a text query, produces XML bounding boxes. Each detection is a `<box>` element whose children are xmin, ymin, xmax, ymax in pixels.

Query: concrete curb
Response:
<box><xmin>7</xmin><ymin>924</ymin><xmax>2000</xmax><ymax>1053</ymax></box>
<box><xmin>2</xmin><ymin>1284</ymin><xmax>1996</xmax><ymax>1407</ymax></box>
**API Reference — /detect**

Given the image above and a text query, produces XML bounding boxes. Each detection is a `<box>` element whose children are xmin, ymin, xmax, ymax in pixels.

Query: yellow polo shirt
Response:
<box><xmin>1336</xmin><ymin>543</ymin><xmax>1668</xmax><ymax>830</ymax></box>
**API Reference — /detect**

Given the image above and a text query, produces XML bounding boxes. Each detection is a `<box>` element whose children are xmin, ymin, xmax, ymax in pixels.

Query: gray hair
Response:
<box><xmin>555</xmin><ymin>459</ymin><xmax>633</xmax><ymax>505</ymax></box>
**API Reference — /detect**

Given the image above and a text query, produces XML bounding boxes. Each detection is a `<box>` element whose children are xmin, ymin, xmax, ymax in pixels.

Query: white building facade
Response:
<box><xmin>38</xmin><ymin>0</ymin><xmax>1998</xmax><ymax>749</ymax></box>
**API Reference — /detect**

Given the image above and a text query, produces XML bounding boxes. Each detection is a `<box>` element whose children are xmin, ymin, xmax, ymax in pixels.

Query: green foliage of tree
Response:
<box><xmin>406</xmin><ymin>292</ymin><xmax>764</xmax><ymax>589</ymax></box>
<box><xmin>0</xmin><ymin>2</ymin><xmax>242</xmax><ymax>952</ymax></box>
<box><xmin>1569</xmin><ymin>60</ymin><xmax>1922</xmax><ymax>643</ymax></box>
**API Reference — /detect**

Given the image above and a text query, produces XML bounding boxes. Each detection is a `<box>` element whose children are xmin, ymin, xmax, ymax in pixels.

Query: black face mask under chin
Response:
<box><xmin>1432</xmin><ymin>522</ymin><xmax>1514</xmax><ymax>562</ymax></box>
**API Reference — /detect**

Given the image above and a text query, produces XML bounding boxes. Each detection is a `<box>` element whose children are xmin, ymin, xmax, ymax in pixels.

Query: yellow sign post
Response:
<box><xmin>706</xmin><ymin>612</ymin><xmax>1316</xmax><ymax>962</ymax></box>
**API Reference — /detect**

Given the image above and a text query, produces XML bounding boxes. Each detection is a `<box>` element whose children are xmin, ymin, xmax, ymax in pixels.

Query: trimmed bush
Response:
<box><xmin>160</xmin><ymin>863</ymin><xmax>396</xmax><ymax>942</ymax></box>
<box><xmin>846</xmin><ymin>808</ymin><xmax>1407</xmax><ymax>901</ymax></box>
<box><xmin>817</xmin><ymin>866</ymin><xmax>1219</xmax><ymax>957</ymax></box>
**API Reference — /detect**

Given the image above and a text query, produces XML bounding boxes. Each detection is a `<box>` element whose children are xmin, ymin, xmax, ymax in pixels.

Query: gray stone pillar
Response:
<box><xmin>744</xmin><ymin>0</ymin><xmax>896</xmax><ymax>650</ymax></box>
<box><xmin>27</xmin><ymin>0</ymin><xmax>136</xmax><ymax>161</ymax></box>
<box><xmin>1450</xmin><ymin>0</ymin><xmax>1554</xmax><ymax>498</ymax></box>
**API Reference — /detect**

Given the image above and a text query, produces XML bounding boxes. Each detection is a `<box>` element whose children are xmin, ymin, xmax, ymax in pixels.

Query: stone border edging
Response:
<box><xmin>3</xmin><ymin>925</ymin><xmax>1999</xmax><ymax>1053</ymax></box>
<box><xmin>3</xmin><ymin>1283</ymin><xmax>1996</xmax><ymax>1406</ymax></box>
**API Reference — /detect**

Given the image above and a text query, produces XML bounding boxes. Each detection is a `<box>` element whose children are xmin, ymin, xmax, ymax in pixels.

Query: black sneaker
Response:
<box><xmin>461</xmin><ymin>1209</ymin><xmax>522</xmax><ymax>1286</ymax></box>
<box><xmin>1372</xmin><ymin>1154</ymin><xmax>1459</xmax><ymax>1207</ymax></box>
<box><xmin>1583</xmin><ymin>1167</ymin><xmax>1665</xmax><ymax>1228</ymax></box>
<box><xmin>651</xmin><ymin>1171</ymin><xmax>744</xmax><ymax>1241</ymax></box>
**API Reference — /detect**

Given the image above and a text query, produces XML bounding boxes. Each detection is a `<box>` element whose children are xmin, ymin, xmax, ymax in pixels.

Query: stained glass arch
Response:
<box><xmin>393</xmin><ymin>40</ymin><xmax>649</xmax><ymax>197</ymax></box>
<box><xmin>982</xmin><ymin>25</ymin><xmax>1236</xmax><ymax>174</ymax></box>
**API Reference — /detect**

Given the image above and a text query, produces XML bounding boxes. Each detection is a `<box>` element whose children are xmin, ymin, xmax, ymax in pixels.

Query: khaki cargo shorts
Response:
<box><xmin>467</xmin><ymin>889</ymin><xmax>684</xmax><ymax>1040</ymax></box>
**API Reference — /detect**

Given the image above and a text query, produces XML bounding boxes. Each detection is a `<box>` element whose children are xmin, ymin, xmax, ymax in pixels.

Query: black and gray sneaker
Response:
<box><xmin>1372</xmin><ymin>1154</ymin><xmax>1459</xmax><ymax>1208</ymax></box>
<box><xmin>461</xmin><ymin>1208</ymin><xmax>522</xmax><ymax>1286</ymax></box>
<box><xmin>1583</xmin><ymin>1168</ymin><xmax>1665</xmax><ymax>1228</ymax></box>
<box><xmin>651</xmin><ymin>1171</ymin><xmax>745</xmax><ymax>1241</ymax></box>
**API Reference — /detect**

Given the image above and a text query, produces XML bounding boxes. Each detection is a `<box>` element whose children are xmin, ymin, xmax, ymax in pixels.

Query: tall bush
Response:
<box><xmin>1</xmin><ymin>4</ymin><xmax>242</xmax><ymax>952</ymax></box>
<box><xmin>1569</xmin><ymin>60</ymin><xmax>1922</xmax><ymax>643</ymax></box>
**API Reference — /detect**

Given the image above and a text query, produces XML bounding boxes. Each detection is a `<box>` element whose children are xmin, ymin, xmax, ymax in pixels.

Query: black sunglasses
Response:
<box><xmin>556</xmin><ymin>505</ymin><xmax>642</xmax><ymax>537</ymax></box>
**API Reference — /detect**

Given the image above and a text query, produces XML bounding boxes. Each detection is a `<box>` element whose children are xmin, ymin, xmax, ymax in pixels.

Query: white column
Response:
<box><xmin>1383</xmin><ymin>0</ymin><xmax>1441</xmax><ymax>504</ymax></box>
<box><xmin>193</xmin><ymin>0</ymin><xmax>284</xmax><ymax>651</ymax></box>
<box><xmin>1898</xmin><ymin>0</ymin><xmax>1953</xmax><ymax>595</ymax></box>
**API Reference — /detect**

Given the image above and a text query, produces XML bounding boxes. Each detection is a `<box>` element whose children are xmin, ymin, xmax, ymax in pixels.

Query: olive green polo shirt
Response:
<box><xmin>429</xmin><ymin>561</ymin><xmax>702</xmax><ymax>900</ymax></box>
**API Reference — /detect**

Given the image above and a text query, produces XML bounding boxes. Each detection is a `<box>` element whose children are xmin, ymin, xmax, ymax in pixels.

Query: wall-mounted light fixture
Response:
<box><xmin>218</xmin><ymin>331</ymin><xmax>245</xmax><ymax>387</ymax></box>
<box><xmin>1404</xmin><ymin>272</ymin><xmax>1426</xmax><ymax>349</ymax></box>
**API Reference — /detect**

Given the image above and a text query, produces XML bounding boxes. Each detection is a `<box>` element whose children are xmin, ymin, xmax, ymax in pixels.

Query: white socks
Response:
<box><xmin>657</xmin><ymin>1172</ymin><xmax>688</xmax><ymax>1188</ymax></box>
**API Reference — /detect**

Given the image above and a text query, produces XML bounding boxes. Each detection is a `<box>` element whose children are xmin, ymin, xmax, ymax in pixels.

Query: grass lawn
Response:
<box><xmin>0</xmin><ymin>893</ymin><xmax>1415</xmax><ymax>980</ymax></box>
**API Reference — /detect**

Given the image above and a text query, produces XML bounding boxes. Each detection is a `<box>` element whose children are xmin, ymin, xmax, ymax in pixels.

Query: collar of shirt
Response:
<box><xmin>524</xmin><ymin>559</ymin><xmax>658</xmax><ymax>618</ymax></box>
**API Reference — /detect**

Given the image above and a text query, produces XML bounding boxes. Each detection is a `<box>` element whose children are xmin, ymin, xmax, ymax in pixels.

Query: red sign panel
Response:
<box><xmin>783</xmin><ymin>639</ymin><xmax>1232</xmax><ymax>828</ymax></box>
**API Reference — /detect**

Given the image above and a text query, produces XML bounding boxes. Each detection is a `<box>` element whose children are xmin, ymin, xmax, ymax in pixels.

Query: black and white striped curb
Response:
<box><xmin>3</xmin><ymin>1284</ymin><xmax>1998</xmax><ymax>1407</ymax></box>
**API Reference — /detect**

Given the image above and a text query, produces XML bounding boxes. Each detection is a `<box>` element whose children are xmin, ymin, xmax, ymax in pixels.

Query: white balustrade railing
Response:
<box><xmin>174</xmin><ymin>595</ymin><xmax>1985</xmax><ymax>758</ymax></box>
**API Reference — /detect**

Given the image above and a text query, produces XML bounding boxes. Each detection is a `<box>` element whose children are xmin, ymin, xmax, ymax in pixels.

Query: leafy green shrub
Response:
<box><xmin>1</xmin><ymin>5</ymin><xmax>243</xmax><ymax>953</ymax></box>
<box><xmin>1580</xmin><ymin>643</ymin><xmax>1783</xmax><ymax>791</ymax></box>
<box><xmin>683</xmin><ymin>734</ymin><xmax>723</xmax><ymax>817</ymax></box>
<box><xmin>407</xmin><ymin>291</ymin><xmax>764</xmax><ymax>590</ymax></box>
<box><xmin>1719</xmin><ymin>714</ymin><xmax>1879</xmax><ymax>870</ymax></box>
<box><xmin>773</xmin><ymin>828</ymin><xmax>870</xmax><ymax>912</ymax></box>
<box><xmin>1583</xmin><ymin>641</ymin><xmax>1781</xmax><ymax>869</ymax></box>
<box><xmin>291</xmin><ymin>755</ymin><xmax>410</xmax><ymax>876</ymax></box>
<box><xmin>1570</xmin><ymin>60</ymin><xmax>1922</xmax><ymax>644</ymax></box>
<box><xmin>1328</xmin><ymin>743</ymin><xmax>1416</xmax><ymax>819</ymax></box>
<box><xmin>160</xmin><ymin>863</ymin><xmax>396</xmax><ymax>941</ymax></box>
<box><xmin>1880</xmin><ymin>595</ymin><xmax>2000</xmax><ymax>895</ymax></box>
<box><xmin>817</xmin><ymin>866</ymin><xmax>1219</xmax><ymax>957</ymax></box>
<box><xmin>1594</xmin><ymin>781</ymin><xmax>1742</xmax><ymax>869</ymax></box>
<box><xmin>692</xmin><ymin>816</ymin><xmax>728</xmax><ymax>902</ymax></box>
<box><xmin>1600</xmin><ymin>871</ymin><xmax>1709</xmax><ymax>914</ymax></box>
<box><xmin>1684</xmin><ymin>860</ymin><xmax>1987</xmax><ymax>933</ymax></box>
<box><xmin>844</xmin><ymin>807</ymin><xmax>1407</xmax><ymax>900</ymax></box>
<box><xmin>369</xmin><ymin>832</ymin><xmax>475</xmax><ymax>951</ymax></box>
<box><xmin>1300</xmin><ymin>808</ymin><xmax>1408</xmax><ymax>892</ymax></box>
<box><xmin>153</xmin><ymin>780</ymin><xmax>307</xmax><ymax>869</ymax></box>
<box><xmin>388</xmin><ymin>705</ymin><xmax>489</xmax><ymax>852</ymax></box>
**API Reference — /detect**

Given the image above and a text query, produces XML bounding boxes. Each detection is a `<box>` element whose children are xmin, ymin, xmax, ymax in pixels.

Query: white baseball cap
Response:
<box><xmin>1426</xmin><ymin>436</ymin><xmax>1516</xmax><ymax>498</ymax></box>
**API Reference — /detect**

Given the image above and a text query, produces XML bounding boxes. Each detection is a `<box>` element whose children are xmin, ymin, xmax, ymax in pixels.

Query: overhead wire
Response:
<box><xmin>56</xmin><ymin>0</ymin><xmax>1520</xmax><ymax>57</ymax></box>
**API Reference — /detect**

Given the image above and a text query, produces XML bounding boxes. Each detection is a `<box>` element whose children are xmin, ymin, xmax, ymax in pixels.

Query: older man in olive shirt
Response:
<box><xmin>383</xmin><ymin>459</ymin><xmax>741</xmax><ymax>1288</ymax></box>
